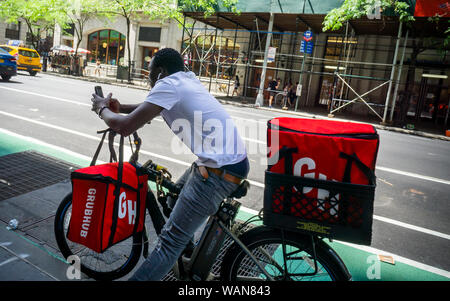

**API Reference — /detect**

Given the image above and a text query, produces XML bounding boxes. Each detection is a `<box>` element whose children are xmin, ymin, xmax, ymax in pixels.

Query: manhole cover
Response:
<box><xmin>0</xmin><ymin>151</ymin><xmax>79</xmax><ymax>201</ymax></box>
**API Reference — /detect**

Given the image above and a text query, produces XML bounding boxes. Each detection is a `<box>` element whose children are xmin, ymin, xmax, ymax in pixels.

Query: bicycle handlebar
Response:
<box><xmin>141</xmin><ymin>162</ymin><xmax>181</xmax><ymax>194</ymax></box>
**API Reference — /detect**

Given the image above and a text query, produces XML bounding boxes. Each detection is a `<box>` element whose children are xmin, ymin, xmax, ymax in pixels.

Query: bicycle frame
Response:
<box><xmin>144</xmin><ymin>185</ymin><xmax>275</xmax><ymax>281</ymax></box>
<box><xmin>116</xmin><ymin>130</ymin><xmax>327</xmax><ymax>281</ymax></box>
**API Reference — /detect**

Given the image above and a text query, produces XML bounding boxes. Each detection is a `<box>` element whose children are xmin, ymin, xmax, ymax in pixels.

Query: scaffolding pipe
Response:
<box><xmin>382</xmin><ymin>21</ymin><xmax>403</xmax><ymax>124</ymax></box>
<box><xmin>180</xmin><ymin>14</ymin><xmax>186</xmax><ymax>54</ymax></box>
<box><xmin>306</xmin><ymin>33</ymin><xmax>318</xmax><ymax>106</ymax></box>
<box><xmin>227</xmin><ymin>24</ymin><xmax>239</xmax><ymax>97</ymax></box>
<box><xmin>255</xmin><ymin>9</ymin><xmax>274</xmax><ymax>106</ymax></box>
<box><xmin>243</xmin><ymin>32</ymin><xmax>253</xmax><ymax>98</ymax></box>
<box><xmin>209</xmin><ymin>16</ymin><xmax>219</xmax><ymax>92</ymax></box>
<box><xmin>295</xmin><ymin>28</ymin><xmax>311</xmax><ymax>111</ymax></box>
<box><xmin>389</xmin><ymin>29</ymin><xmax>409</xmax><ymax>122</ymax></box>
<box><xmin>198</xmin><ymin>24</ymin><xmax>207</xmax><ymax>76</ymax></box>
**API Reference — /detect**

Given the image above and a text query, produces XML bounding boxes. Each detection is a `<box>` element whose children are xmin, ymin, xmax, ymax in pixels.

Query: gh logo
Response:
<box><xmin>118</xmin><ymin>192</ymin><xmax>137</xmax><ymax>225</ymax></box>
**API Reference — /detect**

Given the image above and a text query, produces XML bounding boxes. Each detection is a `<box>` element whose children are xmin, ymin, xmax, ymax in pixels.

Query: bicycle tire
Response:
<box><xmin>220</xmin><ymin>226</ymin><xmax>351</xmax><ymax>281</ymax></box>
<box><xmin>54</xmin><ymin>193</ymin><xmax>143</xmax><ymax>280</ymax></box>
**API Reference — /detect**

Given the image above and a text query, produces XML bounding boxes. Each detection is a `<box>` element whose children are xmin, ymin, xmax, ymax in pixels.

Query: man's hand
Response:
<box><xmin>91</xmin><ymin>92</ymin><xmax>112</xmax><ymax>115</ymax></box>
<box><xmin>109</xmin><ymin>98</ymin><xmax>120</xmax><ymax>113</ymax></box>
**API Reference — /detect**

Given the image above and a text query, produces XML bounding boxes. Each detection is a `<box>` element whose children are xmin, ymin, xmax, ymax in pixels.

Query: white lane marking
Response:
<box><xmin>224</xmin><ymin>107</ymin><xmax>273</xmax><ymax>118</ymax></box>
<box><xmin>373</xmin><ymin>215</ymin><xmax>450</xmax><ymax>240</ymax></box>
<box><xmin>0</xmin><ymin>254</ymin><xmax>30</xmax><ymax>267</ymax></box>
<box><xmin>240</xmin><ymin>203</ymin><xmax>450</xmax><ymax>241</ymax></box>
<box><xmin>375</xmin><ymin>166</ymin><xmax>450</xmax><ymax>186</ymax></box>
<box><xmin>1</xmin><ymin>124</ymin><xmax>449</xmax><ymax>243</ymax></box>
<box><xmin>0</xmin><ymin>86</ymin><xmax>265</xmax><ymax>143</ymax></box>
<box><xmin>0</xmin><ymin>85</ymin><xmax>91</xmax><ymax>107</ymax></box>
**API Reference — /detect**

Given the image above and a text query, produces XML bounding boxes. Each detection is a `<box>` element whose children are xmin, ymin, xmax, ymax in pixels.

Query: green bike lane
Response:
<box><xmin>1</xmin><ymin>127</ymin><xmax>449</xmax><ymax>281</ymax></box>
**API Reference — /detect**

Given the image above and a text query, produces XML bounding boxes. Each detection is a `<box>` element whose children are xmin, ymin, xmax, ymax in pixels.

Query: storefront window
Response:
<box><xmin>87</xmin><ymin>29</ymin><xmax>125</xmax><ymax>65</ymax></box>
<box><xmin>119</xmin><ymin>35</ymin><xmax>125</xmax><ymax>65</ymax></box>
<box><xmin>87</xmin><ymin>31</ymin><xmax>98</xmax><ymax>63</ymax></box>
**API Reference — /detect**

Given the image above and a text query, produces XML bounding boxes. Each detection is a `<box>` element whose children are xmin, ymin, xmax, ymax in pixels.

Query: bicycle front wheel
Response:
<box><xmin>54</xmin><ymin>193</ymin><xmax>143</xmax><ymax>280</ymax></box>
<box><xmin>221</xmin><ymin>226</ymin><xmax>351</xmax><ymax>281</ymax></box>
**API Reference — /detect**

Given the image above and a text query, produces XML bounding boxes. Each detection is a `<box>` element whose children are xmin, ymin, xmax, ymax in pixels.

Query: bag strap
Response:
<box><xmin>108</xmin><ymin>135</ymin><xmax>125</xmax><ymax>248</ymax></box>
<box><xmin>268</xmin><ymin>146</ymin><xmax>298</xmax><ymax>174</ymax></box>
<box><xmin>90</xmin><ymin>129</ymin><xmax>109</xmax><ymax>166</ymax></box>
<box><xmin>339</xmin><ymin>152</ymin><xmax>376</xmax><ymax>185</ymax></box>
<box><xmin>108</xmin><ymin>130</ymin><xmax>118</xmax><ymax>163</ymax></box>
<box><xmin>268</xmin><ymin>146</ymin><xmax>298</xmax><ymax>215</ymax></box>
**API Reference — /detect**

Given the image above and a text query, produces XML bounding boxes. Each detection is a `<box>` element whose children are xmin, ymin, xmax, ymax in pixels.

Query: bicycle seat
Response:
<box><xmin>228</xmin><ymin>180</ymin><xmax>250</xmax><ymax>199</ymax></box>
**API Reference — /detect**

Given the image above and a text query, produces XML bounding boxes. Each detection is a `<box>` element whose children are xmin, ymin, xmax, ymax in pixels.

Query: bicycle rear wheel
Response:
<box><xmin>221</xmin><ymin>226</ymin><xmax>351</xmax><ymax>281</ymax></box>
<box><xmin>54</xmin><ymin>193</ymin><xmax>143</xmax><ymax>280</ymax></box>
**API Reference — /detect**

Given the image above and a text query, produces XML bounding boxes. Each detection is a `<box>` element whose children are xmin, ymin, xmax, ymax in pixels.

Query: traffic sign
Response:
<box><xmin>303</xmin><ymin>30</ymin><xmax>313</xmax><ymax>42</ymax></box>
<box><xmin>306</xmin><ymin>41</ymin><xmax>314</xmax><ymax>54</ymax></box>
<box><xmin>300</xmin><ymin>40</ymin><xmax>314</xmax><ymax>54</ymax></box>
<box><xmin>267</xmin><ymin>47</ymin><xmax>276</xmax><ymax>63</ymax></box>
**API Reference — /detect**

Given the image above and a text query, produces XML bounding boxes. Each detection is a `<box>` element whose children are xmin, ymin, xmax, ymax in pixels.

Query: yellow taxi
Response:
<box><xmin>0</xmin><ymin>44</ymin><xmax>42</xmax><ymax>76</ymax></box>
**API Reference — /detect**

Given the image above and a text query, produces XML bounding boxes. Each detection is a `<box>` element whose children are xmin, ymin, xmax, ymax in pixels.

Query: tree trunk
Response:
<box><xmin>24</xmin><ymin>19</ymin><xmax>38</xmax><ymax>50</ymax></box>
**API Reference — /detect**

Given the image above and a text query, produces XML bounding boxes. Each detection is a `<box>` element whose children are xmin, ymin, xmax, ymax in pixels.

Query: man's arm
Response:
<box><xmin>108</xmin><ymin>98</ymin><xmax>139</xmax><ymax>114</ymax></box>
<box><xmin>100</xmin><ymin>101</ymin><xmax>163</xmax><ymax>137</ymax></box>
<box><xmin>119</xmin><ymin>103</ymin><xmax>140</xmax><ymax>114</ymax></box>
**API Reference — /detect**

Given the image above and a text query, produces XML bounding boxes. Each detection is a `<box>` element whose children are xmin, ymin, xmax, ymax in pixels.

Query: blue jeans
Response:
<box><xmin>129</xmin><ymin>163</ymin><xmax>239</xmax><ymax>281</ymax></box>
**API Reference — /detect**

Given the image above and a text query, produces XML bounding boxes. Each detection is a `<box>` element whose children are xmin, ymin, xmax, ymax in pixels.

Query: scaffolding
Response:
<box><xmin>178</xmin><ymin>12</ymin><xmax>447</xmax><ymax>125</ymax></box>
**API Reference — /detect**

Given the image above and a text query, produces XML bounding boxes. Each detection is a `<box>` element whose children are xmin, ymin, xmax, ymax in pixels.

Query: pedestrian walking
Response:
<box><xmin>94</xmin><ymin>59</ymin><xmax>101</xmax><ymax>77</ymax></box>
<box><xmin>231</xmin><ymin>75</ymin><xmax>240</xmax><ymax>97</ymax></box>
<box><xmin>268</xmin><ymin>78</ymin><xmax>280</xmax><ymax>108</ymax></box>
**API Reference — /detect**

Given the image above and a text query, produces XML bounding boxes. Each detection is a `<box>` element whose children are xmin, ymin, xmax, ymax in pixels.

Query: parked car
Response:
<box><xmin>0</xmin><ymin>45</ymin><xmax>41</xmax><ymax>76</ymax></box>
<box><xmin>0</xmin><ymin>48</ymin><xmax>17</xmax><ymax>81</ymax></box>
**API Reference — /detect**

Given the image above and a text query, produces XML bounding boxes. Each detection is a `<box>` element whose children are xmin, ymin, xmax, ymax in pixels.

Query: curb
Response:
<box><xmin>44</xmin><ymin>72</ymin><xmax>450</xmax><ymax>142</ymax></box>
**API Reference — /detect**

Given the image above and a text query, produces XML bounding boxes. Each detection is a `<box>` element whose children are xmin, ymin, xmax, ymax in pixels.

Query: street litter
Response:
<box><xmin>6</xmin><ymin>219</ymin><xmax>18</xmax><ymax>231</ymax></box>
<box><xmin>0</xmin><ymin>179</ymin><xmax>11</xmax><ymax>186</ymax></box>
<box><xmin>378</xmin><ymin>255</ymin><xmax>395</xmax><ymax>265</ymax></box>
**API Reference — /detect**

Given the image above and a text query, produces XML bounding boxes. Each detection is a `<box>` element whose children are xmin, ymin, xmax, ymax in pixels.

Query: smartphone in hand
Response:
<box><xmin>94</xmin><ymin>86</ymin><xmax>104</xmax><ymax>98</ymax></box>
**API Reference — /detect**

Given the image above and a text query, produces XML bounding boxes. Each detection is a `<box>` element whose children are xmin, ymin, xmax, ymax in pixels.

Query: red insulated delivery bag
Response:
<box><xmin>263</xmin><ymin>117</ymin><xmax>379</xmax><ymax>245</ymax></box>
<box><xmin>67</xmin><ymin>131</ymin><xmax>147</xmax><ymax>253</ymax></box>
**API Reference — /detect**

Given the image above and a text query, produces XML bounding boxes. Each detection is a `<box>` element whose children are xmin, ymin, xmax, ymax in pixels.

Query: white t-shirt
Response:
<box><xmin>145</xmin><ymin>71</ymin><xmax>247</xmax><ymax>168</ymax></box>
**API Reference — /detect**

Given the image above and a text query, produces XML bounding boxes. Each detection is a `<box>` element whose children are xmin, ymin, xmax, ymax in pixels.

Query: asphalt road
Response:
<box><xmin>1</xmin><ymin>71</ymin><xmax>449</xmax><ymax>274</ymax></box>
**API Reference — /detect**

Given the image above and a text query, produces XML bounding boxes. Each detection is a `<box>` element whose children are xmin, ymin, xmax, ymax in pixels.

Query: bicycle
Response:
<box><xmin>54</xmin><ymin>130</ymin><xmax>351</xmax><ymax>281</ymax></box>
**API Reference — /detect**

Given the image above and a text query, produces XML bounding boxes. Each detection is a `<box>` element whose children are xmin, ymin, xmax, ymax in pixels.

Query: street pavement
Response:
<box><xmin>0</xmin><ymin>71</ymin><xmax>449</xmax><ymax>281</ymax></box>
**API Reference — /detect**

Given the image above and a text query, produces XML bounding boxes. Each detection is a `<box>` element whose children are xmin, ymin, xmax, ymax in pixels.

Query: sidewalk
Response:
<box><xmin>43</xmin><ymin>71</ymin><xmax>450</xmax><ymax>142</ymax></box>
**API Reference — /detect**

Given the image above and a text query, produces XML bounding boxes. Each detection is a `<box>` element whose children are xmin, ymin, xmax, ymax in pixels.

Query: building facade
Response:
<box><xmin>53</xmin><ymin>15</ymin><xmax>183</xmax><ymax>73</ymax></box>
<box><xmin>0</xmin><ymin>21</ymin><xmax>30</xmax><ymax>46</ymax></box>
<box><xmin>180</xmin><ymin>0</ymin><xmax>449</xmax><ymax>127</ymax></box>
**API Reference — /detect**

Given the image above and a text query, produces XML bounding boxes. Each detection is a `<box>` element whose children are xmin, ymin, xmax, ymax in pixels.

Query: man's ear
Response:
<box><xmin>160</xmin><ymin>67</ymin><xmax>170</xmax><ymax>78</ymax></box>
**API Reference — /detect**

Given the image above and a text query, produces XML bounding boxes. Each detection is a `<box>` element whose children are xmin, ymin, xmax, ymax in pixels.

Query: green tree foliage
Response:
<box><xmin>322</xmin><ymin>0</ymin><xmax>413</xmax><ymax>31</ymax></box>
<box><xmin>0</xmin><ymin>0</ymin><xmax>65</xmax><ymax>49</ymax></box>
<box><xmin>55</xmin><ymin>0</ymin><xmax>105</xmax><ymax>56</ymax></box>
